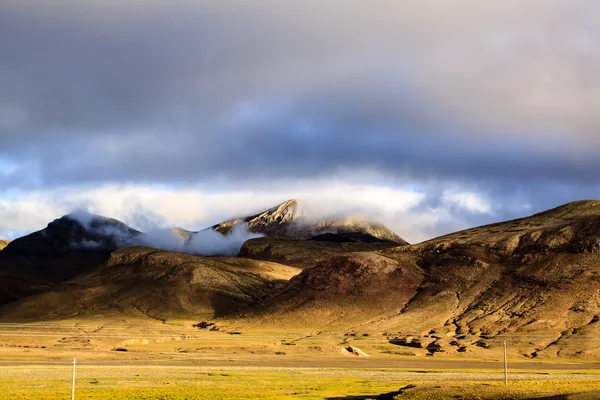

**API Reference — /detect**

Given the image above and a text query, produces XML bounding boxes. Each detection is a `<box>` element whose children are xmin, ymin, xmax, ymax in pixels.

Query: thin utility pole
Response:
<box><xmin>503</xmin><ymin>340</ymin><xmax>508</xmax><ymax>386</ymax></box>
<box><xmin>72</xmin><ymin>358</ymin><xmax>77</xmax><ymax>400</ymax></box>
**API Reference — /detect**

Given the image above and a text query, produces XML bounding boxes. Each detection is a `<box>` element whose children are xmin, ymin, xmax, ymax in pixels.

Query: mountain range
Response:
<box><xmin>1</xmin><ymin>199</ymin><xmax>599</xmax><ymax>358</ymax></box>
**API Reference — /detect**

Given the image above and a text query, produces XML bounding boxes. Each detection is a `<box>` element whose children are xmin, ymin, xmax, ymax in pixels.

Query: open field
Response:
<box><xmin>3</xmin><ymin>363</ymin><xmax>600</xmax><ymax>400</ymax></box>
<box><xmin>2</xmin><ymin>322</ymin><xmax>600</xmax><ymax>399</ymax></box>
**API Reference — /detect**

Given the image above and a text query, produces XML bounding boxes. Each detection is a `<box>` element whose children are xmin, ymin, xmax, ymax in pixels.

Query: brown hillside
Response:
<box><xmin>0</xmin><ymin>246</ymin><xmax>300</xmax><ymax>322</ymax></box>
<box><xmin>0</xmin><ymin>240</ymin><xmax>9</xmax><ymax>251</ymax></box>
<box><xmin>238</xmin><ymin>236</ymin><xmax>397</xmax><ymax>268</ymax></box>
<box><xmin>247</xmin><ymin>251</ymin><xmax>424</xmax><ymax>329</ymax></box>
<box><xmin>415</xmin><ymin>200</ymin><xmax>600</xmax><ymax>255</ymax></box>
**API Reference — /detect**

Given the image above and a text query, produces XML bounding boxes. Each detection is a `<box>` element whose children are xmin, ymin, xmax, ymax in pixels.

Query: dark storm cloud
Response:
<box><xmin>1</xmin><ymin>0</ymin><xmax>599</xmax><ymax>210</ymax></box>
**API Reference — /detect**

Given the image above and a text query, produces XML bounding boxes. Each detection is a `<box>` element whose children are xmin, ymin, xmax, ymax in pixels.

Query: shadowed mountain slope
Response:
<box><xmin>0</xmin><ymin>213</ymin><xmax>141</xmax><ymax>304</ymax></box>
<box><xmin>1</xmin><ymin>212</ymin><xmax>141</xmax><ymax>272</ymax></box>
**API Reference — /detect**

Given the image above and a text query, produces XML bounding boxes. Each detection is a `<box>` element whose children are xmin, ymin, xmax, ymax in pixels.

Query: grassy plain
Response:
<box><xmin>1</xmin><ymin>320</ymin><xmax>600</xmax><ymax>399</ymax></box>
<box><xmin>3</xmin><ymin>364</ymin><xmax>600</xmax><ymax>400</ymax></box>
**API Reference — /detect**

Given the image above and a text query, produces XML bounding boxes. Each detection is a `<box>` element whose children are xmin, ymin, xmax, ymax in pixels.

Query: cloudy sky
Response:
<box><xmin>1</xmin><ymin>0</ymin><xmax>599</xmax><ymax>242</ymax></box>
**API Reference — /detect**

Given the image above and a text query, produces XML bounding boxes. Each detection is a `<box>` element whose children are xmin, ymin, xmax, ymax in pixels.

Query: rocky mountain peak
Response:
<box><xmin>245</xmin><ymin>199</ymin><xmax>303</xmax><ymax>232</ymax></box>
<box><xmin>210</xmin><ymin>199</ymin><xmax>407</xmax><ymax>244</ymax></box>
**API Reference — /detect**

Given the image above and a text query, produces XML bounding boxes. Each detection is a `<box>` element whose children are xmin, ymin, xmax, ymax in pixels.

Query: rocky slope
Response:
<box><xmin>382</xmin><ymin>200</ymin><xmax>600</xmax><ymax>358</ymax></box>
<box><xmin>209</xmin><ymin>199</ymin><xmax>407</xmax><ymax>244</ymax></box>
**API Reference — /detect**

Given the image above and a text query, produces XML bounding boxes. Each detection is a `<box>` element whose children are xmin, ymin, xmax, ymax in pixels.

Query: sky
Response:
<box><xmin>0</xmin><ymin>0</ymin><xmax>599</xmax><ymax>242</ymax></box>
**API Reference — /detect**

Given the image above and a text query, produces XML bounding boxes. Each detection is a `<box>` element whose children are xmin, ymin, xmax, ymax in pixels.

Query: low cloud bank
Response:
<box><xmin>139</xmin><ymin>224</ymin><xmax>263</xmax><ymax>256</ymax></box>
<box><xmin>186</xmin><ymin>224</ymin><xmax>263</xmax><ymax>256</ymax></box>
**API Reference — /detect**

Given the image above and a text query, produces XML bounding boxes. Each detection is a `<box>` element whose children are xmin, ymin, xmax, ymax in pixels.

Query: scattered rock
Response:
<box><xmin>193</xmin><ymin>321</ymin><xmax>215</xmax><ymax>329</ymax></box>
<box><xmin>343</xmin><ymin>345</ymin><xmax>368</xmax><ymax>357</ymax></box>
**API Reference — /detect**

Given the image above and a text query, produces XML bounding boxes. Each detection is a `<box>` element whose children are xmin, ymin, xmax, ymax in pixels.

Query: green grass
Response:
<box><xmin>0</xmin><ymin>366</ymin><xmax>404</xmax><ymax>399</ymax></box>
<box><xmin>2</xmin><ymin>365</ymin><xmax>600</xmax><ymax>400</ymax></box>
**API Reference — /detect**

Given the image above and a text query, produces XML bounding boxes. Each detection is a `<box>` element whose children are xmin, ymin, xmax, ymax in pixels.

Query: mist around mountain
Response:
<box><xmin>0</xmin><ymin>198</ymin><xmax>406</xmax><ymax>262</ymax></box>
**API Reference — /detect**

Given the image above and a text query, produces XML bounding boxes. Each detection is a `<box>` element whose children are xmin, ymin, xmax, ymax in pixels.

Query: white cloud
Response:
<box><xmin>442</xmin><ymin>191</ymin><xmax>493</xmax><ymax>214</ymax></box>
<box><xmin>0</xmin><ymin>194</ymin><xmax>65</xmax><ymax>239</ymax></box>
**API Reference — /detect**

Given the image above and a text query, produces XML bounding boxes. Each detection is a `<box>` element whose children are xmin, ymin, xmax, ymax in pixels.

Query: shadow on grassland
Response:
<box><xmin>325</xmin><ymin>384</ymin><xmax>415</xmax><ymax>400</ymax></box>
<box><xmin>325</xmin><ymin>389</ymin><xmax>600</xmax><ymax>400</ymax></box>
<box><xmin>535</xmin><ymin>391</ymin><xmax>600</xmax><ymax>400</ymax></box>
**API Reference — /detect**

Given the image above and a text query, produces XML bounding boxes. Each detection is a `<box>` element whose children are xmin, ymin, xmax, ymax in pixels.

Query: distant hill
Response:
<box><xmin>0</xmin><ymin>240</ymin><xmax>8</xmax><ymax>251</ymax></box>
<box><xmin>209</xmin><ymin>199</ymin><xmax>407</xmax><ymax>245</ymax></box>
